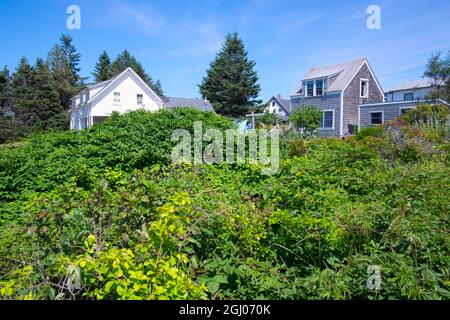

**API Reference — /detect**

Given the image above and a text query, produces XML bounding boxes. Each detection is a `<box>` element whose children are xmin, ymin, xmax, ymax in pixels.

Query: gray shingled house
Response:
<box><xmin>290</xmin><ymin>58</ymin><xmax>385</xmax><ymax>137</ymax></box>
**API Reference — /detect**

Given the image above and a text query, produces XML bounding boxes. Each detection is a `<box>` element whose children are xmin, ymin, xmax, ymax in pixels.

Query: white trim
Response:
<box><xmin>88</xmin><ymin>67</ymin><xmax>163</xmax><ymax>105</ymax></box>
<box><xmin>360</xmin><ymin>78</ymin><xmax>369</xmax><ymax>98</ymax></box>
<box><xmin>369</xmin><ymin>110</ymin><xmax>384</xmax><ymax>125</ymax></box>
<box><xmin>305</xmin><ymin>78</ymin><xmax>325</xmax><ymax>97</ymax></box>
<box><xmin>320</xmin><ymin>109</ymin><xmax>335</xmax><ymax>130</ymax></box>
<box><xmin>364</xmin><ymin>61</ymin><xmax>384</xmax><ymax>101</ymax></box>
<box><xmin>340</xmin><ymin>92</ymin><xmax>344</xmax><ymax>137</ymax></box>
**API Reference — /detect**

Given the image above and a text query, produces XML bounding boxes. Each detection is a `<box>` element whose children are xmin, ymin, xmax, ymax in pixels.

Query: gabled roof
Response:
<box><xmin>162</xmin><ymin>97</ymin><xmax>214</xmax><ymax>112</ymax></box>
<box><xmin>300</xmin><ymin>58</ymin><xmax>368</xmax><ymax>92</ymax></box>
<box><xmin>269</xmin><ymin>96</ymin><xmax>291</xmax><ymax>114</ymax></box>
<box><xmin>386</xmin><ymin>79</ymin><xmax>433</xmax><ymax>93</ymax></box>
<box><xmin>86</xmin><ymin>68</ymin><xmax>163</xmax><ymax>105</ymax></box>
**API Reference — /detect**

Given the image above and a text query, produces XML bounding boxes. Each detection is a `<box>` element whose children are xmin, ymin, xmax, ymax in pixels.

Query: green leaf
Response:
<box><xmin>207</xmin><ymin>281</ymin><xmax>220</xmax><ymax>294</ymax></box>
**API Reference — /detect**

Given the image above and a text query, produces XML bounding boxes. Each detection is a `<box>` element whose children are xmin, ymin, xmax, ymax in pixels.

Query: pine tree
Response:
<box><xmin>32</xmin><ymin>58</ymin><xmax>66</xmax><ymax>131</ymax></box>
<box><xmin>92</xmin><ymin>51</ymin><xmax>112</xmax><ymax>82</ymax></box>
<box><xmin>153</xmin><ymin>79</ymin><xmax>164</xmax><ymax>97</ymax></box>
<box><xmin>11</xmin><ymin>57</ymin><xmax>35</xmax><ymax>129</ymax></box>
<box><xmin>48</xmin><ymin>34</ymin><xmax>84</xmax><ymax>111</ymax></box>
<box><xmin>199</xmin><ymin>32</ymin><xmax>261</xmax><ymax>117</ymax></box>
<box><xmin>0</xmin><ymin>67</ymin><xmax>11</xmax><ymax>117</ymax></box>
<box><xmin>110</xmin><ymin>50</ymin><xmax>164</xmax><ymax>97</ymax></box>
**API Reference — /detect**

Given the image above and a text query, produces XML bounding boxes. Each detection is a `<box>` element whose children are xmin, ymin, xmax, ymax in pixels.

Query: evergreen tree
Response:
<box><xmin>11</xmin><ymin>57</ymin><xmax>35</xmax><ymax>129</ymax></box>
<box><xmin>32</xmin><ymin>58</ymin><xmax>66</xmax><ymax>130</ymax></box>
<box><xmin>153</xmin><ymin>79</ymin><xmax>164</xmax><ymax>97</ymax></box>
<box><xmin>48</xmin><ymin>34</ymin><xmax>84</xmax><ymax>111</ymax></box>
<box><xmin>199</xmin><ymin>32</ymin><xmax>261</xmax><ymax>117</ymax></box>
<box><xmin>110</xmin><ymin>50</ymin><xmax>164</xmax><ymax>97</ymax></box>
<box><xmin>92</xmin><ymin>51</ymin><xmax>112</xmax><ymax>82</ymax></box>
<box><xmin>0</xmin><ymin>67</ymin><xmax>11</xmax><ymax>117</ymax></box>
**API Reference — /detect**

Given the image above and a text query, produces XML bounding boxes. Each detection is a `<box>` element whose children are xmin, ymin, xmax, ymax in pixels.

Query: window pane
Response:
<box><xmin>114</xmin><ymin>92</ymin><xmax>120</xmax><ymax>103</ymax></box>
<box><xmin>361</xmin><ymin>81</ymin><xmax>368</xmax><ymax>97</ymax></box>
<box><xmin>370</xmin><ymin>112</ymin><xmax>383</xmax><ymax>125</ymax></box>
<box><xmin>315</xmin><ymin>79</ymin><xmax>323</xmax><ymax>96</ymax></box>
<box><xmin>137</xmin><ymin>94</ymin><xmax>143</xmax><ymax>105</ymax></box>
<box><xmin>404</xmin><ymin>93</ymin><xmax>413</xmax><ymax>101</ymax></box>
<box><xmin>324</xmin><ymin>111</ymin><xmax>333</xmax><ymax>128</ymax></box>
<box><xmin>307</xmin><ymin>81</ymin><xmax>314</xmax><ymax>97</ymax></box>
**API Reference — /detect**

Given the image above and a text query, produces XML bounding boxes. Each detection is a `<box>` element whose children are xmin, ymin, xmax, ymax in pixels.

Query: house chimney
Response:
<box><xmin>277</xmin><ymin>94</ymin><xmax>282</xmax><ymax>98</ymax></box>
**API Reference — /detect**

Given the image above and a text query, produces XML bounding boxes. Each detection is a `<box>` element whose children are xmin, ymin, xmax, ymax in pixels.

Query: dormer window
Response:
<box><xmin>315</xmin><ymin>79</ymin><xmax>324</xmax><ymax>96</ymax></box>
<box><xmin>360</xmin><ymin>79</ymin><xmax>369</xmax><ymax>98</ymax></box>
<box><xmin>305</xmin><ymin>79</ymin><xmax>325</xmax><ymax>97</ymax></box>
<box><xmin>306</xmin><ymin>81</ymin><xmax>314</xmax><ymax>97</ymax></box>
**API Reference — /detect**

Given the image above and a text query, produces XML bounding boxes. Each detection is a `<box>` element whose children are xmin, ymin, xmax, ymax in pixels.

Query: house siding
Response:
<box><xmin>343</xmin><ymin>63</ymin><xmax>384</xmax><ymax>135</ymax></box>
<box><xmin>291</xmin><ymin>92</ymin><xmax>341</xmax><ymax>137</ymax></box>
<box><xmin>359</xmin><ymin>101</ymin><xmax>420</xmax><ymax>128</ymax></box>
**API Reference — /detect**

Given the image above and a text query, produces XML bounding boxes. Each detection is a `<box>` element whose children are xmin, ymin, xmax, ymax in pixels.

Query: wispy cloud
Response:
<box><xmin>90</xmin><ymin>0</ymin><xmax>165</xmax><ymax>35</ymax></box>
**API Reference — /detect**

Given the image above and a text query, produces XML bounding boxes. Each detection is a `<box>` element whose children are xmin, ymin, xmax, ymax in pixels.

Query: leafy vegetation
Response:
<box><xmin>0</xmin><ymin>107</ymin><xmax>449</xmax><ymax>300</ymax></box>
<box><xmin>289</xmin><ymin>106</ymin><xmax>323</xmax><ymax>138</ymax></box>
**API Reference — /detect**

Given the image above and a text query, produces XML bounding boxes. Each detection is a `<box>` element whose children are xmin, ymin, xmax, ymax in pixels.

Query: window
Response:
<box><xmin>272</xmin><ymin>101</ymin><xmax>276</xmax><ymax>107</ymax></box>
<box><xmin>306</xmin><ymin>81</ymin><xmax>314</xmax><ymax>97</ymax></box>
<box><xmin>370</xmin><ymin>111</ymin><xmax>383</xmax><ymax>125</ymax></box>
<box><xmin>400</xmin><ymin>107</ymin><xmax>414</xmax><ymax>115</ymax></box>
<box><xmin>360</xmin><ymin>79</ymin><xmax>369</xmax><ymax>98</ymax></box>
<box><xmin>315</xmin><ymin>79</ymin><xmax>324</xmax><ymax>96</ymax></box>
<box><xmin>404</xmin><ymin>93</ymin><xmax>414</xmax><ymax>101</ymax></box>
<box><xmin>321</xmin><ymin>110</ymin><xmax>334</xmax><ymax>129</ymax></box>
<box><xmin>113</xmin><ymin>92</ymin><xmax>121</xmax><ymax>104</ymax></box>
<box><xmin>137</xmin><ymin>94</ymin><xmax>144</xmax><ymax>106</ymax></box>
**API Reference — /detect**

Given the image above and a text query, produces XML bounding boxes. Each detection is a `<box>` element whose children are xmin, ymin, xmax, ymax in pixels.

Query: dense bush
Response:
<box><xmin>0</xmin><ymin>108</ymin><xmax>449</xmax><ymax>300</ymax></box>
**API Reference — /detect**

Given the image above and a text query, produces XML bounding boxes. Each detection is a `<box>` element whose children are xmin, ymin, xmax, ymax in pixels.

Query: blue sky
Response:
<box><xmin>0</xmin><ymin>0</ymin><xmax>449</xmax><ymax>100</ymax></box>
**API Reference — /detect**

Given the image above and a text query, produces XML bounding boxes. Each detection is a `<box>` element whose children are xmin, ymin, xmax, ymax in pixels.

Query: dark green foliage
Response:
<box><xmin>47</xmin><ymin>34</ymin><xmax>84</xmax><ymax>113</ymax></box>
<box><xmin>199</xmin><ymin>32</ymin><xmax>261</xmax><ymax>117</ymax></box>
<box><xmin>92</xmin><ymin>51</ymin><xmax>112</xmax><ymax>82</ymax></box>
<box><xmin>289</xmin><ymin>105</ymin><xmax>323</xmax><ymax>137</ymax></box>
<box><xmin>110</xmin><ymin>50</ymin><xmax>164</xmax><ymax>97</ymax></box>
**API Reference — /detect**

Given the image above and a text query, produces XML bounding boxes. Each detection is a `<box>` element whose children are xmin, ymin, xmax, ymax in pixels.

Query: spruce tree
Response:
<box><xmin>92</xmin><ymin>51</ymin><xmax>112</xmax><ymax>82</ymax></box>
<box><xmin>110</xmin><ymin>50</ymin><xmax>164</xmax><ymax>97</ymax></box>
<box><xmin>32</xmin><ymin>58</ymin><xmax>66</xmax><ymax>130</ymax></box>
<box><xmin>199</xmin><ymin>32</ymin><xmax>261</xmax><ymax>117</ymax></box>
<box><xmin>48</xmin><ymin>34</ymin><xmax>84</xmax><ymax>111</ymax></box>
<box><xmin>0</xmin><ymin>67</ymin><xmax>11</xmax><ymax>117</ymax></box>
<box><xmin>11</xmin><ymin>57</ymin><xmax>35</xmax><ymax>129</ymax></box>
<box><xmin>153</xmin><ymin>79</ymin><xmax>164</xmax><ymax>97</ymax></box>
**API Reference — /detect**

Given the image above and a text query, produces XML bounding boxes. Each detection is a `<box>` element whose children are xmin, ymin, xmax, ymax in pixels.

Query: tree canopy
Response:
<box><xmin>199</xmin><ymin>32</ymin><xmax>261</xmax><ymax>118</ymax></box>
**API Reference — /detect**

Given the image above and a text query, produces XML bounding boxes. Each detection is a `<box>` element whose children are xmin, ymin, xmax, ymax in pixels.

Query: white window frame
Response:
<box><xmin>399</xmin><ymin>106</ymin><xmax>414</xmax><ymax>116</ymax></box>
<box><xmin>305</xmin><ymin>78</ymin><xmax>325</xmax><ymax>97</ymax></box>
<box><xmin>320</xmin><ymin>109</ymin><xmax>335</xmax><ymax>130</ymax></box>
<box><xmin>360</xmin><ymin>79</ymin><xmax>369</xmax><ymax>98</ymax></box>
<box><xmin>369</xmin><ymin>110</ymin><xmax>384</xmax><ymax>125</ymax></box>
<box><xmin>306</xmin><ymin>81</ymin><xmax>314</xmax><ymax>97</ymax></box>
<box><xmin>137</xmin><ymin>93</ymin><xmax>144</xmax><ymax>106</ymax></box>
<box><xmin>113</xmin><ymin>92</ymin><xmax>121</xmax><ymax>105</ymax></box>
